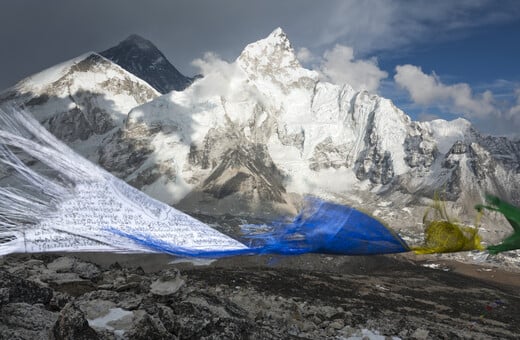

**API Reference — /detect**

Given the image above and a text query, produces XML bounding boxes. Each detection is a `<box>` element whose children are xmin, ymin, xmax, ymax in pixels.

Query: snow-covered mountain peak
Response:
<box><xmin>237</xmin><ymin>27</ymin><xmax>309</xmax><ymax>73</ymax></box>
<box><xmin>11</xmin><ymin>52</ymin><xmax>159</xmax><ymax>107</ymax></box>
<box><xmin>237</xmin><ymin>28</ymin><xmax>318</xmax><ymax>93</ymax></box>
<box><xmin>12</xmin><ymin>52</ymin><xmax>96</xmax><ymax>95</ymax></box>
<box><xmin>3</xmin><ymin>30</ymin><xmax>520</xmax><ymax>234</ymax></box>
<box><xmin>0</xmin><ymin>51</ymin><xmax>159</xmax><ymax>161</ymax></box>
<box><xmin>260</xmin><ymin>27</ymin><xmax>292</xmax><ymax>53</ymax></box>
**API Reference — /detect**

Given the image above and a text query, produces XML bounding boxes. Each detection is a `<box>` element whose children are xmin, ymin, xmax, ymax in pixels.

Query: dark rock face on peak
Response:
<box><xmin>200</xmin><ymin>144</ymin><xmax>287</xmax><ymax>203</ymax></box>
<box><xmin>100</xmin><ymin>34</ymin><xmax>193</xmax><ymax>94</ymax></box>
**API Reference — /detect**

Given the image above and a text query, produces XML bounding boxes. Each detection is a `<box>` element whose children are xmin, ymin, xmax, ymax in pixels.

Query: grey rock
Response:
<box><xmin>329</xmin><ymin>319</ymin><xmax>344</xmax><ymax>330</ymax></box>
<box><xmin>49</xmin><ymin>291</ymin><xmax>72</xmax><ymax>311</ymax></box>
<box><xmin>47</xmin><ymin>257</ymin><xmax>101</xmax><ymax>280</ymax></box>
<box><xmin>309</xmin><ymin>137</ymin><xmax>352</xmax><ymax>171</ymax></box>
<box><xmin>276</xmin><ymin>123</ymin><xmax>305</xmax><ymax>151</ymax></box>
<box><xmin>0</xmin><ymin>270</ymin><xmax>53</xmax><ymax>305</ymax></box>
<box><xmin>449</xmin><ymin>140</ymin><xmax>467</xmax><ymax>154</ymax></box>
<box><xmin>0</xmin><ymin>287</ymin><xmax>9</xmax><ymax>304</ymax></box>
<box><xmin>74</xmin><ymin>262</ymin><xmax>102</xmax><ymax>281</ymax></box>
<box><xmin>44</xmin><ymin>94</ymin><xmax>115</xmax><ymax>142</ymax></box>
<box><xmin>411</xmin><ymin>328</ymin><xmax>429</xmax><ymax>339</ymax></box>
<box><xmin>0</xmin><ymin>251</ymin><xmax>507</xmax><ymax>340</ymax></box>
<box><xmin>166</xmin><ymin>292</ymin><xmax>253</xmax><ymax>339</ymax></box>
<box><xmin>40</xmin><ymin>272</ymin><xmax>95</xmax><ymax>297</ymax></box>
<box><xmin>0</xmin><ymin>50</ymin><xmax>158</xmax><ymax>166</ymax></box>
<box><xmin>98</xmin><ymin>127</ymin><xmax>155</xmax><ymax>181</ymax></box>
<box><xmin>52</xmin><ymin>302</ymin><xmax>99</xmax><ymax>340</ymax></box>
<box><xmin>200</xmin><ymin>144</ymin><xmax>286</xmax><ymax>203</ymax></box>
<box><xmin>0</xmin><ymin>303</ymin><xmax>57</xmax><ymax>340</ymax></box>
<box><xmin>78</xmin><ymin>299</ymin><xmax>117</xmax><ymax>321</ymax></box>
<box><xmin>403</xmin><ymin>126</ymin><xmax>437</xmax><ymax>169</ymax></box>
<box><xmin>125</xmin><ymin>313</ymin><xmax>174</xmax><ymax>340</ymax></box>
<box><xmin>150</xmin><ymin>275</ymin><xmax>185</xmax><ymax>296</ymax></box>
<box><xmin>300</xmin><ymin>321</ymin><xmax>316</xmax><ymax>332</ymax></box>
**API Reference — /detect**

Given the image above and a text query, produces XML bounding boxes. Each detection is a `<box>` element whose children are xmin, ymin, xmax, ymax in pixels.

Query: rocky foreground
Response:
<box><xmin>0</xmin><ymin>253</ymin><xmax>519</xmax><ymax>339</ymax></box>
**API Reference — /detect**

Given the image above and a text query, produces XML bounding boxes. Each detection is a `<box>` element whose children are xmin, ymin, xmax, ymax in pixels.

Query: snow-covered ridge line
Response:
<box><xmin>2</xmin><ymin>27</ymin><xmax>520</xmax><ymax>226</ymax></box>
<box><xmin>0</xmin><ymin>50</ymin><xmax>161</xmax><ymax>163</ymax></box>
<box><xmin>118</xmin><ymin>28</ymin><xmax>520</xmax><ymax>209</ymax></box>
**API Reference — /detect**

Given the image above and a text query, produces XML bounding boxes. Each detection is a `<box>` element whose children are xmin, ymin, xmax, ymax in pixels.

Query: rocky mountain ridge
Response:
<box><xmin>97</xmin><ymin>28</ymin><xmax>520</xmax><ymax>218</ymax></box>
<box><xmin>1</xmin><ymin>28</ymin><xmax>520</xmax><ymax>241</ymax></box>
<box><xmin>0</xmin><ymin>51</ymin><xmax>160</xmax><ymax>162</ymax></box>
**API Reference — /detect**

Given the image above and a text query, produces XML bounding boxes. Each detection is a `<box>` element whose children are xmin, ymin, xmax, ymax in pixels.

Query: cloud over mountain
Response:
<box><xmin>395</xmin><ymin>64</ymin><xmax>520</xmax><ymax>136</ymax></box>
<box><xmin>318</xmin><ymin>44</ymin><xmax>388</xmax><ymax>92</ymax></box>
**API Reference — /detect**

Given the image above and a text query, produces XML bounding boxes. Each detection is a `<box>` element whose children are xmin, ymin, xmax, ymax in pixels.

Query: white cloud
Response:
<box><xmin>191</xmin><ymin>52</ymin><xmax>236</xmax><ymax>79</ymax></box>
<box><xmin>190</xmin><ymin>52</ymin><xmax>248</xmax><ymax>98</ymax></box>
<box><xmin>394</xmin><ymin>64</ymin><xmax>520</xmax><ymax>136</ymax></box>
<box><xmin>319</xmin><ymin>44</ymin><xmax>388</xmax><ymax>92</ymax></box>
<box><xmin>417</xmin><ymin>112</ymin><xmax>442</xmax><ymax>122</ymax></box>
<box><xmin>394</xmin><ymin>64</ymin><xmax>495</xmax><ymax>118</ymax></box>
<box><xmin>296</xmin><ymin>47</ymin><xmax>316</xmax><ymax>64</ymax></box>
<box><xmin>505</xmin><ymin>89</ymin><xmax>520</xmax><ymax>125</ymax></box>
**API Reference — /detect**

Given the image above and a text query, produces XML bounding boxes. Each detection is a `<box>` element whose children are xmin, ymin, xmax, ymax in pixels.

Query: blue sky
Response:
<box><xmin>375</xmin><ymin>15</ymin><xmax>520</xmax><ymax>133</ymax></box>
<box><xmin>0</xmin><ymin>0</ymin><xmax>519</xmax><ymax>135</ymax></box>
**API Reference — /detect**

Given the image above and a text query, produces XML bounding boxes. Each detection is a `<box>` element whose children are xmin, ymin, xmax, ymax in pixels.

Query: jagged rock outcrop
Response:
<box><xmin>53</xmin><ymin>302</ymin><xmax>100</xmax><ymax>340</ymax></box>
<box><xmin>200</xmin><ymin>144</ymin><xmax>286</xmax><ymax>202</ymax></box>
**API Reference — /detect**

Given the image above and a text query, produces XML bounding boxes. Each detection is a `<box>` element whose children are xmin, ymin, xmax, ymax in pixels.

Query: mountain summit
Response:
<box><xmin>0</xmin><ymin>52</ymin><xmax>159</xmax><ymax>161</ymax></box>
<box><xmin>2</xmin><ymin>29</ymin><xmax>520</xmax><ymax>250</ymax></box>
<box><xmin>101</xmin><ymin>34</ymin><xmax>193</xmax><ymax>94</ymax></box>
<box><xmin>96</xmin><ymin>28</ymin><xmax>520</xmax><ymax>223</ymax></box>
<box><xmin>237</xmin><ymin>28</ymin><xmax>318</xmax><ymax>96</ymax></box>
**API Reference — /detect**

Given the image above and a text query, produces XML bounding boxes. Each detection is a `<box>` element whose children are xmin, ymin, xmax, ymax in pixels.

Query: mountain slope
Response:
<box><xmin>96</xmin><ymin>28</ymin><xmax>520</xmax><ymax>220</ymax></box>
<box><xmin>1</xmin><ymin>29</ymin><xmax>519</xmax><ymax>244</ymax></box>
<box><xmin>101</xmin><ymin>34</ymin><xmax>193</xmax><ymax>94</ymax></box>
<box><xmin>0</xmin><ymin>52</ymin><xmax>160</xmax><ymax>161</ymax></box>
<box><xmin>1</xmin><ymin>29</ymin><xmax>519</xmax><ymax>266</ymax></box>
